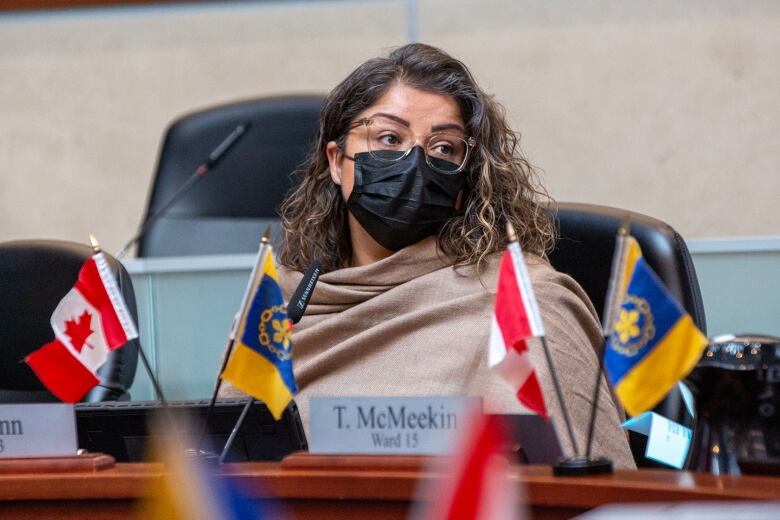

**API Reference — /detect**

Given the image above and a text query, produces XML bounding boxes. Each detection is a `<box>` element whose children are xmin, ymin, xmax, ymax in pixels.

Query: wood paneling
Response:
<box><xmin>0</xmin><ymin>454</ymin><xmax>779</xmax><ymax>519</ymax></box>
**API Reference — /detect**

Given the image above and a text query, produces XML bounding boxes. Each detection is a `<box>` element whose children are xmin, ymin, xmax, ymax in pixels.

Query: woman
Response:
<box><xmin>248</xmin><ymin>43</ymin><xmax>632</xmax><ymax>467</ymax></box>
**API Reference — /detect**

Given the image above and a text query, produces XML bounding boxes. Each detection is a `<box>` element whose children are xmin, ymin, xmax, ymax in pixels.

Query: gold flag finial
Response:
<box><xmin>261</xmin><ymin>225</ymin><xmax>272</xmax><ymax>244</ymax></box>
<box><xmin>618</xmin><ymin>214</ymin><xmax>631</xmax><ymax>236</ymax></box>
<box><xmin>506</xmin><ymin>221</ymin><xmax>518</xmax><ymax>243</ymax></box>
<box><xmin>89</xmin><ymin>234</ymin><xmax>102</xmax><ymax>253</ymax></box>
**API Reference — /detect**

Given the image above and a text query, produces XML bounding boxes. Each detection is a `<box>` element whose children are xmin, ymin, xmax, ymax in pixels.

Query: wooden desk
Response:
<box><xmin>1</xmin><ymin>454</ymin><xmax>779</xmax><ymax>519</ymax></box>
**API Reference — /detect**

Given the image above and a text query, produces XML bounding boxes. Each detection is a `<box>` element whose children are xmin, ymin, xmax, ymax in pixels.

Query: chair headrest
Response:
<box><xmin>549</xmin><ymin>202</ymin><xmax>707</xmax><ymax>334</ymax></box>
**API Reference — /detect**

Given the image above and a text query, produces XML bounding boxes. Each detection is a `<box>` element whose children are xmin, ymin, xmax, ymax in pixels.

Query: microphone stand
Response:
<box><xmin>110</xmin><ymin>123</ymin><xmax>250</xmax><ymax>409</ymax></box>
<box><xmin>116</xmin><ymin>122</ymin><xmax>250</xmax><ymax>260</ymax></box>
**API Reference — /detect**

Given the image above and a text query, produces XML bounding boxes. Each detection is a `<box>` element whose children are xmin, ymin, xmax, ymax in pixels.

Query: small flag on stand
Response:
<box><xmin>220</xmin><ymin>250</ymin><xmax>297</xmax><ymax>420</ymax></box>
<box><xmin>25</xmin><ymin>250</ymin><xmax>138</xmax><ymax>403</ymax></box>
<box><xmin>488</xmin><ymin>234</ymin><xmax>548</xmax><ymax>417</ymax></box>
<box><xmin>601</xmin><ymin>227</ymin><xmax>643</xmax><ymax>338</ymax></box>
<box><xmin>604</xmin><ymin>237</ymin><xmax>708</xmax><ymax>416</ymax></box>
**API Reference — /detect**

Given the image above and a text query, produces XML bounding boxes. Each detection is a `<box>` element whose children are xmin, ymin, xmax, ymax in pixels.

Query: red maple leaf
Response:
<box><xmin>64</xmin><ymin>310</ymin><xmax>94</xmax><ymax>353</ymax></box>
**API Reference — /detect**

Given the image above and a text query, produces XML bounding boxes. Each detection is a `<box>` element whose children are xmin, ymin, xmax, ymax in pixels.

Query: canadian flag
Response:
<box><xmin>25</xmin><ymin>252</ymin><xmax>138</xmax><ymax>403</ymax></box>
<box><xmin>488</xmin><ymin>243</ymin><xmax>548</xmax><ymax>417</ymax></box>
<box><xmin>411</xmin><ymin>414</ymin><xmax>523</xmax><ymax>520</ymax></box>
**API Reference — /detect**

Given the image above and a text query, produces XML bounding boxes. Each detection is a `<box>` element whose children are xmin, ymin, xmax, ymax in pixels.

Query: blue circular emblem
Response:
<box><xmin>610</xmin><ymin>295</ymin><xmax>656</xmax><ymax>357</ymax></box>
<box><xmin>257</xmin><ymin>304</ymin><xmax>292</xmax><ymax>361</ymax></box>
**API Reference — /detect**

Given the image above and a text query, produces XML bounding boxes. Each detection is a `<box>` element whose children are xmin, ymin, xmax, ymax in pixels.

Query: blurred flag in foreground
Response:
<box><xmin>140</xmin><ymin>414</ymin><xmax>281</xmax><ymax>520</ymax></box>
<box><xmin>411</xmin><ymin>413</ymin><xmax>524</xmax><ymax>520</ymax></box>
<box><xmin>26</xmin><ymin>251</ymin><xmax>137</xmax><ymax>402</ymax></box>
<box><xmin>604</xmin><ymin>236</ymin><xmax>708</xmax><ymax>416</ymax></box>
<box><xmin>488</xmin><ymin>238</ymin><xmax>548</xmax><ymax>417</ymax></box>
<box><xmin>221</xmin><ymin>251</ymin><xmax>297</xmax><ymax>419</ymax></box>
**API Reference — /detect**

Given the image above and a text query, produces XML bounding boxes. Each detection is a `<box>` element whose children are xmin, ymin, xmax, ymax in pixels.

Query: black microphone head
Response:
<box><xmin>288</xmin><ymin>260</ymin><xmax>321</xmax><ymax>324</ymax></box>
<box><xmin>206</xmin><ymin>121</ymin><xmax>251</xmax><ymax>168</ymax></box>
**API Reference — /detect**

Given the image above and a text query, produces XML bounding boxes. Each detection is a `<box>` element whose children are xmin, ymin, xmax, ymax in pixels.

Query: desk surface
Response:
<box><xmin>1</xmin><ymin>454</ymin><xmax>780</xmax><ymax>519</ymax></box>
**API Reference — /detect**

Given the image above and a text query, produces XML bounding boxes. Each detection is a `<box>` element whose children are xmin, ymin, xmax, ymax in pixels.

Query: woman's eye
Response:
<box><xmin>431</xmin><ymin>142</ymin><xmax>454</xmax><ymax>156</ymax></box>
<box><xmin>378</xmin><ymin>133</ymin><xmax>401</xmax><ymax>146</ymax></box>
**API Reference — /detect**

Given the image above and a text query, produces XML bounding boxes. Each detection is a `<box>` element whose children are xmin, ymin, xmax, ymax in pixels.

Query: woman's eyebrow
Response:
<box><xmin>431</xmin><ymin>123</ymin><xmax>465</xmax><ymax>133</ymax></box>
<box><xmin>370</xmin><ymin>113</ymin><xmax>465</xmax><ymax>133</ymax></box>
<box><xmin>369</xmin><ymin>112</ymin><xmax>410</xmax><ymax>127</ymax></box>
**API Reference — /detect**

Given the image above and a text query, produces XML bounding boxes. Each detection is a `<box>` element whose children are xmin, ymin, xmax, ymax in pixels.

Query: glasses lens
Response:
<box><xmin>364</xmin><ymin>117</ymin><xmax>470</xmax><ymax>173</ymax></box>
<box><xmin>366</xmin><ymin>118</ymin><xmax>414</xmax><ymax>162</ymax></box>
<box><xmin>425</xmin><ymin>134</ymin><xmax>468</xmax><ymax>173</ymax></box>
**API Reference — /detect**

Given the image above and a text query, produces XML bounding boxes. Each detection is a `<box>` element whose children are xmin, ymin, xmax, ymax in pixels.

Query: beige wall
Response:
<box><xmin>0</xmin><ymin>0</ymin><xmax>778</xmax><ymax>255</ymax></box>
<box><xmin>423</xmin><ymin>1</ymin><xmax>780</xmax><ymax>240</ymax></box>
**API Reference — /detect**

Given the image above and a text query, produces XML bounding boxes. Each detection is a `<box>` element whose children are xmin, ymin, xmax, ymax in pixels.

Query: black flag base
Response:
<box><xmin>553</xmin><ymin>456</ymin><xmax>614</xmax><ymax>476</ymax></box>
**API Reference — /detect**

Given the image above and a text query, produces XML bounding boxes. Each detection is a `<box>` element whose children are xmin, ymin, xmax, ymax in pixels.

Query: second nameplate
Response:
<box><xmin>308</xmin><ymin>395</ymin><xmax>481</xmax><ymax>455</ymax></box>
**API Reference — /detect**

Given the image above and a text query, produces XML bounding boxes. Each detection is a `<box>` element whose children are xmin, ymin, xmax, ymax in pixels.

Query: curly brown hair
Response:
<box><xmin>279</xmin><ymin>43</ymin><xmax>554</xmax><ymax>273</ymax></box>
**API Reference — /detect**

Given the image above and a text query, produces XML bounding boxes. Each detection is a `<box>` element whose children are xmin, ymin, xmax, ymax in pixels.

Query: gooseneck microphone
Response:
<box><xmin>288</xmin><ymin>260</ymin><xmax>322</xmax><ymax>324</ymax></box>
<box><xmin>116</xmin><ymin>122</ymin><xmax>251</xmax><ymax>260</ymax></box>
<box><xmin>199</xmin><ymin>123</ymin><xmax>249</xmax><ymax>174</ymax></box>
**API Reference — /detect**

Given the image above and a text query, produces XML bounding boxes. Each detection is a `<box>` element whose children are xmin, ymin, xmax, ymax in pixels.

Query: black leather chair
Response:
<box><xmin>548</xmin><ymin>202</ymin><xmax>706</xmax><ymax>332</ymax></box>
<box><xmin>0</xmin><ymin>240</ymin><xmax>139</xmax><ymax>402</ymax></box>
<box><xmin>137</xmin><ymin>95</ymin><xmax>324</xmax><ymax>257</ymax></box>
<box><xmin>548</xmin><ymin>202</ymin><xmax>707</xmax><ymax>467</ymax></box>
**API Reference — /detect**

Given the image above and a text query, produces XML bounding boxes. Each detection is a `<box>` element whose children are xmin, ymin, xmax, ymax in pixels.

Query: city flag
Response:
<box><xmin>25</xmin><ymin>252</ymin><xmax>138</xmax><ymax>402</ymax></box>
<box><xmin>488</xmin><ymin>243</ymin><xmax>548</xmax><ymax>417</ymax></box>
<box><xmin>604</xmin><ymin>240</ymin><xmax>708</xmax><ymax>416</ymax></box>
<box><xmin>221</xmin><ymin>252</ymin><xmax>297</xmax><ymax>420</ymax></box>
<box><xmin>141</xmin><ymin>414</ymin><xmax>283</xmax><ymax>520</ymax></box>
<box><xmin>601</xmin><ymin>233</ymin><xmax>642</xmax><ymax>337</ymax></box>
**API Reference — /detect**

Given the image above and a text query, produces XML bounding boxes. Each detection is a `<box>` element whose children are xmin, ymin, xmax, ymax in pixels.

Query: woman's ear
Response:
<box><xmin>326</xmin><ymin>141</ymin><xmax>343</xmax><ymax>185</ymax></box>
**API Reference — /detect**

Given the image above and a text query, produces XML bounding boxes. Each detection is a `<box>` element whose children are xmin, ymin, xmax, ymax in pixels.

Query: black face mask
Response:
<box><xmin>346</xmin><ymin>147</ymin><xmax>467</xmax><ymax>251</ymax></box>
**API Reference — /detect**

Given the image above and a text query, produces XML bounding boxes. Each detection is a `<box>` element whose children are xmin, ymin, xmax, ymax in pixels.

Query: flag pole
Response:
<box><xmin>505</xmin><ymin>224</ymin><xmax>579</xmax><ymax>456</ymax></box>
<box><xmin>585</xmin><ymin>217</ymin><xmax>630</xmax><ymax>459</ymax></box>
<box><xmin>539</xmin><ymin>334</ymin><xmax>579</xmax><ymax>454</ymax></box>
<box><xmin>218</xmin><ymin>397</ymin><xmax>254</xmax><ymax>464</ymax></box>
<box><xmin>583</xmin><ymin>349</ymin><xmax>605</xmax><ymax>460</ymax></box>
<box><xmin>545</xmin><ymin>213</ymin><xmax>627</xmax><ymax>475</ymax></box>
<box><xmin>198</xmin><ymin>226</ymin><xmax>272</xmax><ymax>454</ymax></box>
<box><xmin>91</xmin><ymin>235</ymin><xmax>169</xmax><ymax>406</ymax></box>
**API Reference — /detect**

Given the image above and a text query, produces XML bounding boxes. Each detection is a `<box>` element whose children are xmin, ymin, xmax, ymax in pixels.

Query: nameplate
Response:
<box><xmin>0</xmin><ymin>404</ymin><xmax>77</xmax><ymax>458</ymax></box>
<box><xmin>622</xmin><ymin>411</ymin><xmax>692</xmax><ymax>469</ymax></box>
<box><xmin>309</xmin><ymin>396</ymin><xmax>481</xmax><ymax>455</ymax></box>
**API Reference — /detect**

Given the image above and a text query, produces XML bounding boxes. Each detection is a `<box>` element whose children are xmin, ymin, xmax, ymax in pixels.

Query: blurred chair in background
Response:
<box><xmin>548</xmin><ymin>202</ymin><xmax>707</xmax><ymax>467</ymax></box>
<box><xmin>0</xmin><ymin>240</ymin><xmax>139</xmax><ymax>402</ymax></box>
<box><xmin>137</xmin><ymin>95</ymin><xmax>324</xmax><ymax>257</ymax></box>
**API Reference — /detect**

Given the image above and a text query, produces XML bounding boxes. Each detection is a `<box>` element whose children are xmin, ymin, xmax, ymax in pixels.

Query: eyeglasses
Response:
<box><xmin>348</xmin><ymin>116</ymin><xmax>476</xmax><ymax>174</ymax></box>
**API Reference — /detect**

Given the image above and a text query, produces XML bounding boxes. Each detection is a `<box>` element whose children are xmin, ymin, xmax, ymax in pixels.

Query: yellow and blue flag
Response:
<box><xmin>140</xmin><ymin>414</ymin><xmax>283</xmax><ymax>519</ymax></box>
<box><xmin>221</xmin><ymin>253</ymin><xmax>297</xmax><ymax>420</ymax></box>
<box><xmin>604</xmin><ymin>238</ymin><xmax>708</xmax><ymax>417</ymax></box>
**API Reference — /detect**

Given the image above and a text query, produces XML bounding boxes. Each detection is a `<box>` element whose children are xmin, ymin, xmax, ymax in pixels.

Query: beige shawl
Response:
<box><xmin>224</xmin><ymin>237</ymin><xmax>634</xmax><ymax>469</ymax></box>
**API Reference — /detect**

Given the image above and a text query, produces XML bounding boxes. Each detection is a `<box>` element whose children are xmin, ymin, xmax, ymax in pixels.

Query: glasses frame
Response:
<box><xmin>348</xmin><ymin>117</ymin><xmax>477</xmax><ymax>174</ymax></box>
